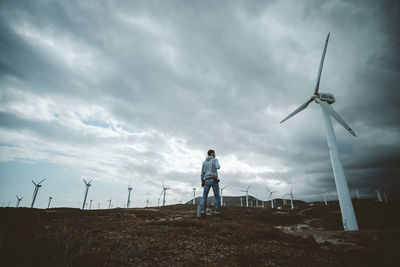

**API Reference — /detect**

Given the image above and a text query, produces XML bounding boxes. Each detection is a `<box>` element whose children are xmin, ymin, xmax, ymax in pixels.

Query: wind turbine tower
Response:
<box><xmin>16</xmin><ymin>196</ymin><xmax>23</xmax><ymax>207</ymax></box>
<box><xmin>240</xmin><ymin>197</ymin><xmax>243</xmax><ymax>207</ymax></box>
<box><xmin>322</xmin><ymin>190</ymin><xmax>328</xmax><ymax>206</ymax></box>
<box><xmin>145</xmin><ymin>193</ymin><xmax>150</xmax><ymax>207</ymax></box>
<box><xmin>383</xmin><ymin>192</ymin><xmax>388</xmax><ymax>202</ymax></box>
<box><xmin>89</xmin><ymin>199</ymin><xmax>93</xmax><ymax>209</ymax></box>
<box><xmin>266</xmin><ymin>186</ymin><xmax>277</xmax><ymax>208</ymax></box>
<box><xmin>82</xmin><ymin>179</ymin><xmax>93</xmax><ymax>210</ymax></box>
<box><xmin>192</xmin><ymin>185</ymin><xmax>197</xmax><ymax>205</ymax></box>
<box><xmin>280</xmin><ymin>33</ymin><xmax>359</xmax><ymax>231</ymax></box>
<box><xmin>127</xmin><ymin>183</ymin><xmax>133</xmax><ymax>208</ymax></box>
<box><xmin>160</xmin><ymin>181</ymin><xmax>170</xmax><ymax>206</ymax></box>
<box><xmin>47</xmin><ymin>196</ymin><xmax>53</xmax><ymax>209</ymax></box>
<box><xmin>240</xmin><ymin>185</ymin><xmax>251</xmax><ymax>207</ymax></box>
<box><xmin>289</xmin><ymin>187</ymin><xmax>294</xmax><ymax>210</ymax></box>
<box><xmin>374</xmin><ymin>187</ymin><xmax>382</xmax><ymax>202</ymax></box>
<box><xmin>220</xmin><ymin>185</ymin><xmax>228</xmax><ymax>206</ymax></box>
<box><xmin>108</xmin><ymin>199</ymin><xmax>112</xmax><ymax>209</ymax></box>
<box><xmin>31</xmin><ymin>179</ymin><xmax>46</xmax><ymax>208</ymax></box>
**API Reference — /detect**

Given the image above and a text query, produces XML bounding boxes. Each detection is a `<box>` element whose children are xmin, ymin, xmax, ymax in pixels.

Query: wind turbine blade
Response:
<box><xmin>314</xmin><ymin>32</ymin><xmax>330</xmax><ymax>95</ymax></box>
<box><xmin>32</xmin><ymin>180</ymin><xmax>37</xmax><ymax>185</ymax></box>
<box><xmin>316</xmin><ymin>98</ymin><xmax>356</xmax><ymax>136</ymax></box>
<box><xmin>280</xmin><ymin>98</ymin><xmax>314</xmax><ymax>123</ymax></box>
<box><xmin>247</xmin><ymin>185</ymin><xmax>251</xmax><ymax>190</ymax></box>
<box><xmin>88</xmin><ymin>179</ymin><xmax>93</xmax><ymax>184</ymax></box>
<box><xmin>39</xmin><ymin>178</ymin><xmax>46</xmax><ymax>184</ymax></box>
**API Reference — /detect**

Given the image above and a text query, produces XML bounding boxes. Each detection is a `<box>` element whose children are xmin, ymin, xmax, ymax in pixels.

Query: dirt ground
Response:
<box><xmin>0</xmin><ymin>199</ymin><xmax>399</xmax><ymax>266</ymax></box>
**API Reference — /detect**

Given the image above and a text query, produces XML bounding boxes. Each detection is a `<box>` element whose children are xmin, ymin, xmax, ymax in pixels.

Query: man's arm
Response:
<box><xmin>200</xmin><ymin>162</ymin><xmax>205</xmax><ymax>181</ymax></box>
<box><xmin>214</xmin><ymin>158</ymin><xmax>220</xmax><ymax>169</ymax></box>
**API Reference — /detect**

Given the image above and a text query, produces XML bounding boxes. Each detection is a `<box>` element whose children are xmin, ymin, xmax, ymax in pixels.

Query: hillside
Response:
<box><xmin>0</xmin><ymin>199</ymin><xmax>399</xmax><ymax>266</ymax></box>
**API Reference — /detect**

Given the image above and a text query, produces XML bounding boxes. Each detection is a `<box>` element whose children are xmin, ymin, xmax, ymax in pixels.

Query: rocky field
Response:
<box><xmin>0</xmin><ymin>199</ymin><xmax>399</xmax><ymax>266</ymax></box>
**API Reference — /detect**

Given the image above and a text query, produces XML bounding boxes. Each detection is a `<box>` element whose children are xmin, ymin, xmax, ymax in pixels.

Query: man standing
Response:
<box><xmin>200</xmin><ymin>149</ymin><xmax>221</xmax><ymax>216</ymax></box>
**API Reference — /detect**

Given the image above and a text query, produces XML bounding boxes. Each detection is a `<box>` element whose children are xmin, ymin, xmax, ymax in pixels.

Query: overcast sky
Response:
<box><xmin>1</xmin><ymin>0</ymin><xmax>399</xmax><ymax>208</ymax></box>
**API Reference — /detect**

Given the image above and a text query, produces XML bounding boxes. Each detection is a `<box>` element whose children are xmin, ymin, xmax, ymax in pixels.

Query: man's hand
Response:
<box><xmin>201</xmin><ymin>180</ymin><xmax>205</xmax><ymax>187</ymax></box>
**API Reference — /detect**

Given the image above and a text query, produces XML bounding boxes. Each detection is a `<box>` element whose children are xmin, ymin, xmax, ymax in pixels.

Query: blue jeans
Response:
<box><xmin>200</xmin><ymin>179</ymin><xmax>221</xmax><ymax>214</ymax></box>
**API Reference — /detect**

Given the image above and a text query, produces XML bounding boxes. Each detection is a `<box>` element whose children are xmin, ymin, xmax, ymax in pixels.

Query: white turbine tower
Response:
<box><xmin>280</xmin><ymin>33</ymin><xmax>359</xmax><ymax>231</ymax></box>
<box><xmin>159</xmin><ymin>181</ymin><xmax>170</xmax><ymax>206</ymax></box>
<box><xmin>31</xmin><ymin>179</ymin><xmax>45</xmax><ymax>208</ymax></box>
<box><xmin>240</xmin><ymin>197</ymin><xmax>243</xmax><ymax>207</ymax></box>
<box><xmin>289</xmin><ymin>187</ymin><xmax>294</xmax><ymax>210</ymax></box>
<box><xmin>321</xmin><ymin>189</ymin><xmax>328</xmax><ymax>206</ymax></box>
<box><xmin>374</xmin><ymin>187</ymin><xmax>382</xmax><ymax>202</ymax></box>
<box><xmin>16</xmin><ymin>195</ymin><xmax>23</xmax><ymax>207</ymax></box>
<box><xmin>192</xmin><ymin>185</ymin><xmax>197</xmax><ymax>205</ymax></box>
<box><xmin>82</xmin><ymin>179</ymin><xmax>92</xmax><ymax>210</ymax></box>
<box><xmin>220</xmin><ymin>185</ymin><xmax>228</xmax><ymax>206</ymax></box>
<box><xmin>240</xmin><ymin>185</ymin><xmax>251</xmax><ymax>207</ymax></box>
<box><xmin>266</xmin><ymin>186</ymin><xmax>277</xmax><ymax>208</ymax></box>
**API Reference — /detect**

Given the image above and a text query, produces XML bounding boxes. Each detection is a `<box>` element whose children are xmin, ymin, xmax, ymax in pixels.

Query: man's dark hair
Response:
<box><xmin>207</xmin><ymin>149</ymin><xmax>215</xmax><ymax>156</ymax></box>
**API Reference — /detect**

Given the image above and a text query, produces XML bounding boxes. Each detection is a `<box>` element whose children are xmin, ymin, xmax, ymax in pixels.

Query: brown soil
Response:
<box><xmin>0</xmin><ymin>199</ymin><xmax>399</xmax><ymax>266</ymax></box>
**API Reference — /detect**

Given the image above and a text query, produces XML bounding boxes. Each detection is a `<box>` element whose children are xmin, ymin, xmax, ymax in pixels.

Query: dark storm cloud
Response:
<box><xmin>0</xmin><ymin>0</ymin><xmax>399</xmax><ymax>204</ymax></box>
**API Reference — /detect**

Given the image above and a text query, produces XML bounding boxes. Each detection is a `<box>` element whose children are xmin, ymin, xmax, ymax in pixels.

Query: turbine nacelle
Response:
<box><xmin>317</xmin><ymin>93</ymin><xmax>335</xmax><ymax>104</ymax></box>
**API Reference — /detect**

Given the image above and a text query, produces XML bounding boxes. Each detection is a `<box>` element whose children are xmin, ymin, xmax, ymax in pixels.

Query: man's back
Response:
<box><xmin>201</xmin><ymin>156</ymin><xmax>220</xmax><ymax>180</ymax></box>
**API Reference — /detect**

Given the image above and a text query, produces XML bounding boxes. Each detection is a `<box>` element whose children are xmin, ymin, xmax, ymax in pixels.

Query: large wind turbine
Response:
<box><xmin>82</xmin><ymin>179</ymin><xmax>92</xmax><ymax>210</ymax></box>
<box><xmin>31</xmin><ymin>179</ymin><xmax>46</xmax><ymax>208</ymax></box>
<box><xmin>220</xmin><ymin>185</ymin><xmax>228</xmax><ymax>206</ymax></box>
<box><xmin>16</xmin><ymin>195</ymin><xmax>23</xmax><ymax>207</ymax></box>
<box><xmin>266</xmin><ymin>186</ymin><xmax>277</xmax><ymax>208</ymax></box>
<box><xmin>280</xmin><ymin>33</ymin><xmax>359</xmax><ymax>231</ymax></box>
<box><xmin>240</xmin><ymin>185</ymin><xmax>251</xmax><ymax>207</ymax></box>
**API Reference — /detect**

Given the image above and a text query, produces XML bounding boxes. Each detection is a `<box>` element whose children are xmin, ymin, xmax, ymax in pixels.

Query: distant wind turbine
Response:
<box><xmin>289</xmin><ymin>187</ymin><xmax>294</xmax><ymax>210</ymax></box>
<box><xmin>89</xmin><ymin>199</ymin><xmax>93</xmax><ymax>210</ymax></box>
<box><xmin>16</xmin><ymin>195</ymin><xmax>23</xmax><ymax>208</ymax></box>
<box><xmin>82</xmin><ymin>179</ymin><xmax>93</xmax><ymax>210</ymax></box>
<box><xmin>108</xmin><ymin>198</ymin><xmax>112</xmax><ymax>209</ymax></box>
<box><xmin>47</xmin><ymin>196</ymin><xmax>53</xmax><ymax>209</ymax></box>
<box><xmin>240</xmin><ymin>185</ymin><xmax>251</xmax><ymax>207</ymax></box>
<box><xmin>127</xmin><ymin>183</ymin><xmax>133</xmax><ymax>208</ymax></box>
<box><xmin>31</xmin><ymin>179</ymin><xmax>46</xmax><ymax>208</ymax></box>
<box><xmin>374</xmin><ymin>187</ymin><xmax>382</xmax><ymax>202</ymax></box>
<box><xmin>321</xmin><ymin>189</ymin><xmax>328</xmax><ymax>206</ymax></box>
<box><xmin>159</xmin><ymin>181</ymin><xmax>170</xmax><ymax>206</ymax></box>
<box><xmin>266</xmin><ymin>186</ymin><xmax>277</xmax><ymax>208</ymax></box>
<box><xmin>192</xmin><ymin>185</ymin><xmax>197</xmax><ymax>205</ymax></box>
<box><xmin>145</xmin><ymin>192</ymin><xmax>150</xmax><ymax>207</ymax></box>
<box><xmin>383</xmin><ymin>192</ymin><xmax>388</xmax><ymax>202</ymax></box>
<box><xmin>280</xmin><ymin>33</ymin><xmax>359</xmax><ymax>231</ymax></box>
<box><xmin>220</xmin><ymin>185</ymin><xmax>228</xmax><ymax>206</ymax></box>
